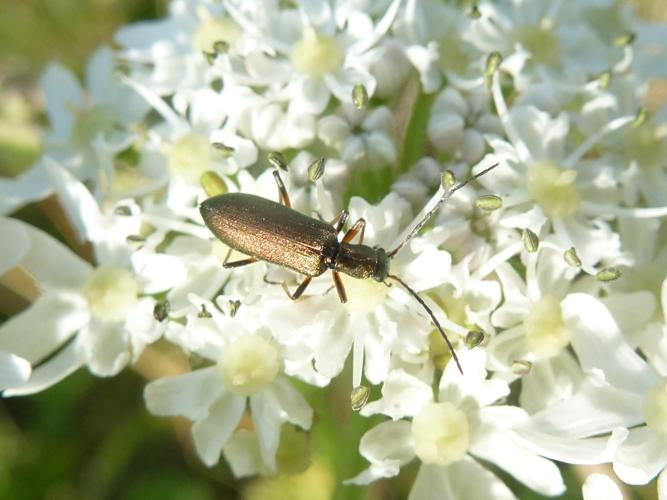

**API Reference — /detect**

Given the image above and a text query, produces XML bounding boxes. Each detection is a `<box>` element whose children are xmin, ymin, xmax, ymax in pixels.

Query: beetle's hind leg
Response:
<box><xmin>272</xmin><ymin>170</ymin><xmax>292</xmax><ymax>208</ymax></box>
<box><xmin>222</xmin><ymin>248</ymin><xmax>258</xmax><ymax>268</ymax></box>
<box><xmin>282</xmin><ymin>276</ymin><xmax>312</xmax><ymax>300</ymax></box>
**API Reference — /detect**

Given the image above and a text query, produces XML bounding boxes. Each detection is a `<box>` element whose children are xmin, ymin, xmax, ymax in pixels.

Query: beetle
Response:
<box><xmin>200</xmin><ymin>163</ymin><xmax>498</xmax><ymax>373</ymax></box>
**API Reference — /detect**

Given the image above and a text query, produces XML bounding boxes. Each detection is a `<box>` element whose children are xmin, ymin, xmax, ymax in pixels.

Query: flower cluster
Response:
<box><xmin>2</xmin><ymin>0</ymin><xmax>667</xmax><ymax>498</ymax></box>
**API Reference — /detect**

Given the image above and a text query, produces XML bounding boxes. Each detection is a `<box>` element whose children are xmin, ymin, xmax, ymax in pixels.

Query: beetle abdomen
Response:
<box><xmin>200</xmin><ymin>193</ymin><xmax>338</xmax><ymax>277</ymax></box>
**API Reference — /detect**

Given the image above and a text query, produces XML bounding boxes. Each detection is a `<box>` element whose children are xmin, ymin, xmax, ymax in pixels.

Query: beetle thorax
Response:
<box><xmin>333</xmin><ymin>244</ymin><xmax>389</xmax><ymax>281</ymax></box>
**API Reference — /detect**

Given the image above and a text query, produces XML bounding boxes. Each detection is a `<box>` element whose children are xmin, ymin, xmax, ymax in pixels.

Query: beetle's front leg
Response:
<box><xmin>342</xmin><ymin>218</ymin><xmax>366</xmax><ymax>244</ymax></box>
<box><xmin>272</xmin><ymin>170</ymin><xmax>292</xmax><ymax>208</ymax></box>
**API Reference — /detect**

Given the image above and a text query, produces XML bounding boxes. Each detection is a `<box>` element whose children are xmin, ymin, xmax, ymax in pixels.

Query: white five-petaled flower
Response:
<box><xmin>348</xmin><ymin>350</ymin><xmax>565</xmax><ymax>499</ymax></box>
<box><xmin>145</xmin><ymin>294</ymin><xmax>312</xmax><ymax>469</ymax></box>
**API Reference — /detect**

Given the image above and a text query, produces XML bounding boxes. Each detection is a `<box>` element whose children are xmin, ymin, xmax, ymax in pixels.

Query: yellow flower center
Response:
<box><xmin>526</xmin><ymin>161</ymin><xmax>580</xmax><ymax>217</ymax></box>
<box><xmin>217</xmin><ymin>334</ymin><xmax>281</xmax><ymax>396</ymax></box>
<box><xmin>69</xmin><ymin>105</ymin><xmax>117</xmax><ymax>150</ymax></box>
<box><xmin>524</xmin><ymin>295</ymin><xmax>570</xmax><ymax>359</ymax></box>
<box><xmin>84</xmin><ymin>266</ymin><xmax>139</xmax><ymax>322</ymax></box>
<box><xmin>167</xmin><ymin>133</ymin><xmax>213</xmax><ymax>184</ymax></box>
<box><xmin>412</xmin><ymin>402</ymin><xmax>470</xmax><ymax>465</ymax></box>
<box><xmin>643</xmin><ymin>378</ymin><xmax>667</xmax><ymax>435</ymax></box>
<box><xmin>192</xmin><ymin>16</ymin><xmax>241</xmax><ymax>52</ymax></box>
<box><xmin>290</xmin><ymin>29</ymin><xmax>343</xmax><ymax>78</ymax></box>
<box><xmin>513</xmin><ymin>22</ymin><xmax>560</xmax><ymax>67</ymax></box>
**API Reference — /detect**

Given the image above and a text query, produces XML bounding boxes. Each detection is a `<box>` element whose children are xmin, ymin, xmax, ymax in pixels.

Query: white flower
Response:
<box><xmin>40</xmin><ymin>47</ymin><xmax>151</xmax><ymax>196</ymax></box>
<box><xmin>483</xmin><ymin>96</ymin><xmax>635</xmax><ymax>268</ymax></box>
<box><xmin>114</xmin><ymin>0</ymin><xmax>229</xmax><ymax>98</ymax></box>
<box><xmin>146</xmin><ymin>294</ymin><xmax>312</xmax><ymax>469</ymax></box>
<box><xmin>220</xmin><ymin>0</ymin><xmax>402</xmax><ymax>109</ymax></box>
<box><xmin>348</xmin><ymin>350</ymin><xmax>565</xmax><ymax>498</ymax></box>
<box><xmin>510</xmin><ymin>292</ymin><xmax>667</xmax><ymax>485</ymax></box>
<box><xmin>318</xmin><ymin>104</ymin><xmax>397</xmax><ymax>170</ymax></box>
<box><xmin>0</xmin><ymin>167</ymin><xmax>185</xmax><ymax>393</ymax></box>
<box><xmin>120</xmin><ymin>74</ymin><xmax>258</xmax><ymax>215</ymax></box>
<box><xmin>394</xmin><ymin>0</ymin><xmax>484</xmax><ymax>92</ymax></box>
<box><xmin>468</xmin><ymin>1</ymin><xmax>613</xmax><ymax>91</ymax></box>
<box><xmin>428</xmin><ymin>86</ymin><xmax>502</xmax><ymax>164</ymax></box>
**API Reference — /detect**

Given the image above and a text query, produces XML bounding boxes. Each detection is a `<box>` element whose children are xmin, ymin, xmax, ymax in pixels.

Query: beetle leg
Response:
<box><xmin>272</xmin><ymin>170</ymin><xmax>292</xmax><ymax>208</ymax></box>
<box><xmin>332</xmin><ymin>271</ymin><xmax>348</xmax><ymax>303</ymax></box>
<box><xmin>282</xmin><ymin>276</ymin><xmax>312</xmax><ymax>300</ymax></box>
<box><xmin>342</xmin><ymin>218</ymin><xmax>366</xmax><ymax>244</ymax></box>
<box><xmin>223</xmin><ymin>248</ymin><xmax>258</xmax><ymax>268</ymax></box>
<box><xmin>329</xmin><ymin>210</ymin><xmax>349</xmax><ymax>233</ymax></box>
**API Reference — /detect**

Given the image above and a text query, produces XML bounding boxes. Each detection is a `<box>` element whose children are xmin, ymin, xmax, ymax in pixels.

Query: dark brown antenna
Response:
<box><xmin>387</xmin><ymin>274</ymin><xmax>463</xmax><ymax>374</ymax></box>
<box><xmin>388</xmin><ymin>162</ymin><xmax>500</xmax><ymax>258</ymax></box>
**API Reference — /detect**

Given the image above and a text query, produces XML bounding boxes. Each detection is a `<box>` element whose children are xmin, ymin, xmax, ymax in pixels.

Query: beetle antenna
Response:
<box><xmin>387</xmin><ymin>274</ymin><xmax>463</xmax><ymax>374</ymax></box>
<box><xmin>387</xmin><ymin>162</ymin><xmax>499</xmax><ymax>258</ymax></box>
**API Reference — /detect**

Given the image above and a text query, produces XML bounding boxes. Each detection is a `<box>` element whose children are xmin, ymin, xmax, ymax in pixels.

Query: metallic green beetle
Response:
<box><xmin>200</xmin><ymin>164</ymin><xmax>498</xmax><ymax>373</ymax></box>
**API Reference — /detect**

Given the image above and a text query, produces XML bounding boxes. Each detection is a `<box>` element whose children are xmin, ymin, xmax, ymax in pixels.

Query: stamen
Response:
<box><xmin>490</xmin><ymin>71</ymin><xmax>532</xmax><ymax>164</ymax></box>
<box><xmin>564</xmin><ymin>115</ymin><xmax>635</xmax><ymax>168</ymax></box>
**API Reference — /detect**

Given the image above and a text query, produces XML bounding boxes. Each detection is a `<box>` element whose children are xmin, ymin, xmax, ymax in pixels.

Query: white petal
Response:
<box><xmin>77</xmin><ymin>320</ymin><xmax>130</xmax><ymax>376</ymax></box>
<box><xmin>518</xmin><ymin>371</ymin><xmax>644</xmax><ymax>438</ymax></box>
<box><xmin>659</xmin><ymin>467</ymin><xmax>667</xmax><ymax>500</ymax></box>
<box><xmin>410</xmin><ymin>459</ymin><xmax>517</xmax><ymax>500</ymax></box>
<box><xmin>0</xmin><ymin>291</ymin><xmax>89</xmax><ymax>363</ymax></box>
<box><xmin>143</xmin><ymin>367</ymin><xmax>224</xmax><ymax>420</ymax></box>
<box><xmin>512</xmin><ymin>427</ymin><xmax>628</xmax><ymax>465</ymax></box>
<box><xmin>265</xmin><ymin>376</ymin><xmax>313</xmax><ymax>429</ymax></box>
<box><xmin>222</xmin><ymin>429</ymin><xmax>265</xmax><ymax>478</ymax></box>
<box><xmin>4</xmin><ymin>215</ymin><xmax>91</xmax><ymax>288</ymax></box>
<box><xmin>314</xmin><ymin>315</ymin><xmax>353</xmax><ymax>379</ymax></box>
<box><xmin>582</xmin><ymin>473</ymin><xmax>623</xmax><ymax>500</ymax></box>
<box><xmin>0</xmin><ymin>351</ymin><xmax>31</xmax><ymax>390</ymax></box>
<box><xmin>192</xmin><ymin>391</ymin><xmax>246</xmax><ymax>467</ymax></box>
<box><xmin>602</xmin><ymin>291</ymin><xmax>657</xmax><ymax>336</ymax></box>
<box><xmin>2</xmin><ymin>341</ymin><xmax>82</xmax><ymax>396</ymax></box>
<box><xmin>563</xmin><ymin>293</ymin><xmax>657</xmax><ymax>394</ymax></box>
<box><xmin>485</xmin><ymin>325</ymin><xmax>526</xmax><ymax>371</ymax></box>
<box><xmin>439</xmin><ymin>349</ymin><xmax>510</xmax><ymax>408</ymax></box>
<box><xmin>401</xmin><ymin>244</ymin><xmax>452</xmax><ymax>292</ymax></box>
<box><xmin>132</xmin><ymin>252</ymin><xmax>187</xmax><ymax>294</ymax></box>
<box><xmin>0</xmin><ymin>217</ymin><xmax>30</xmax><ymax>275</ymax></box>
<box><xmin>361</xmin><ymin>368</ymin><xmax>432</xmax><ymax>419</ymax></box>
<box><xmin>0</xmin><ymin>162</ymin><xmax>53</xmax><ymax>215</ymax></box>
<box><xmin>126</xmin><ymin>298</ymin><xmax>164</xmax><ymax>360</ymax></box>
<box><xmin>41</xmin><ymin>63</ymin><xmax>84</xmax><ymax>137</ymax></box>
<box><xmin>346</xmin><ymin>420</ymin><xmax>414</xmax><ymax>485</ymax></box>
<box><xmin>470</xmin><ymin>430</ymin><xmax>565</xmax><ymax>496</ymax></box>
<box><xmin>45</xmin><ymin>160</ymin><xmax>104</xmax><ymax>245</ymax></box>
<box><xmin>613</xmin><ymin>427</ymin><xmax>667</xmax><ymax>485</ymax></box>
<box><xmin>519</xmin><ymin>353</ymin><xmax>583</xmax><ymax>413</ymax></box>
<box><xmin>249</xmin><ymin>392</ymin><xmax>281</xmax><ymax>471</ymax></box>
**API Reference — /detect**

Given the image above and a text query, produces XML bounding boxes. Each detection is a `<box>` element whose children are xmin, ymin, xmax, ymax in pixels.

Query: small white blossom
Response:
<box><xmin>349</xmin><ymin>350</ymin><xmax>565</xmax><ymax>498</ymax></box>
<box><xmin>147</xmin><ymin>294</ymin><xmax>312</xmax><ymax>469</ymax></box>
